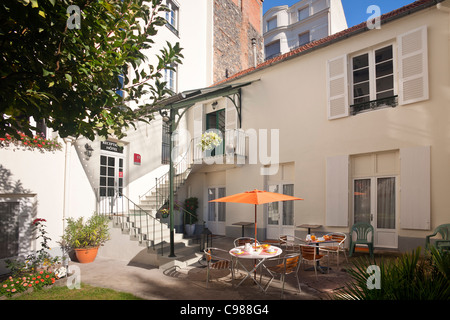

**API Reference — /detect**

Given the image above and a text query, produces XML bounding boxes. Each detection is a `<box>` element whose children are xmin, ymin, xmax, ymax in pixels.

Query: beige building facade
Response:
<box><xmin>178</xmin><ymin>0</ymin><xmax>450</xmax><ymax>252</ymax></box>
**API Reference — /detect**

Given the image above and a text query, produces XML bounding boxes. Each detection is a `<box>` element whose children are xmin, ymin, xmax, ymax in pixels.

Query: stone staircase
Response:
<box><xmin>98</xmin><ymin>155</ymin><xmax>201</xmax><ymax>270</ymax></box>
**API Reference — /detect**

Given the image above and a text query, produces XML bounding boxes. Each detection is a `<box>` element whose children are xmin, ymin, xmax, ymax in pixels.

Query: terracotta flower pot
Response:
<box><xmin>74</xmin><ymin>247</ymin><xmax>99</xmax><ymax>263</ymax></box>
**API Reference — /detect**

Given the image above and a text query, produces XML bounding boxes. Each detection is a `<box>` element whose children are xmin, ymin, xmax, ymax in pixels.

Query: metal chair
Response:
<box><xmin>349</xmin><ymin>222</ymin><xmax>374</xmax><ymax>258</ymax></box>
<box><xmin>204</xmin><ymin>247</ymin><xmax>234</xmax><ymax>288</ymax></box>
<box><xmin>299</xmin><ymin>244</ymin><xmax>329</xmax><ymax>280</ymax></box>
<box><xmin>425</xmin><ymin>223</ymin><xmax>450</xmax><ymax>252</ymax></box>
<box><xmin>279</xmin><ymin>235</ymin><xmax>306</xmax><ymax>252</ymax></box>
<box><xmin>262</xmin><ymin>253</ymin><xmax>301</xmax><ymax>298</ymax></box>
<box><xmin>233</xmin><ymin>237</ymin><xmax>260</xmax><ymax>248</ymax></box>
<box><xmin>321</xmin><ymin>232</ymin><xmax>348</xmax><ymax>268</ymax></box>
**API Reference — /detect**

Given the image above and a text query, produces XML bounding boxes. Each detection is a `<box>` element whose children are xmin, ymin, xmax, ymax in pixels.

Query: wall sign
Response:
<box><xmin>134</xmin><ymin>153</ymin><xmax>141</xmax><ymax>165</ymax></box>
<box><xmin>100</xmin><ymin>141</ymin><xmax>123</xmax><ymax>154</ymax></box>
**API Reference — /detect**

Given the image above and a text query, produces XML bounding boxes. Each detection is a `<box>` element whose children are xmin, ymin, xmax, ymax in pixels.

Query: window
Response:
<box><xmin>164</xmin><ymin>63</ymin><xmax>177</xmax><ymax>93</ymax></box>
<box><xmin>327</xmin><ymin>26</ymin><xmax>428</xmax><ymax>120</ymax></box>
<box><xmin>161</xmin><ymin>122</ymin><xmax>170</xmax><ymax>164</ymax></box>
<box><xmin>266</xmin><ymin>17</ymin><xmax>277</xmax><ymax>32</ymax></box>
<box><xmin>99</xmin><ymin>155</ymin><xmax>123</xmax><ymax>196</ymax></box>
<box><xmin>265</xmin><ymin>40</ymin><xmax>280</xmax><ymax>60</ymax></box>
<box><xmin>298</xmin><ymin>31</ymin><xmax>310</xmax><ymax>46</ymax></box>
<box><xmin>350</xmin><ymin>45</ymin><xmax>396</xmax><ymax>114</ymax></box>
<box><xmin>0</xmin><ymin>202</ymin><xmax>19</xmax><ymax>259</ymax></box>
<box><xmin>298</xmin><ymin>7</ymin><xmax>309</xmax><ymax>21</ymax></box>
<box><xmin>165</xmin><ymin>0</ymin><xmax>179</xmax><ymax>35</ymax></box>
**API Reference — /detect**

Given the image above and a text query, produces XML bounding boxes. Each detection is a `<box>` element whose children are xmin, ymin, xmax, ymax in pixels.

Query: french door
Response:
<box><xmin>98</xmin><ymin>154</ymin><xmax>125</xmax><ymax>215</ymax></box>
<box><xmin>207</xmin><ymin>187</ymin><xmax>226</xmax><ymax>235</ymax></box>
<box><xmin>205</xmin><ymin>109</ymin><xmax>225</xmax><ymax>157</ymax></box>
<box><xmin>266</xmin><ymin>184</ymin><xmax>295</xmax><ymax>240</ymax></box>
<box><xmin>353</xmin><ymin>177</ymin><xmax>397</xmax><ymax>248</ymax></box>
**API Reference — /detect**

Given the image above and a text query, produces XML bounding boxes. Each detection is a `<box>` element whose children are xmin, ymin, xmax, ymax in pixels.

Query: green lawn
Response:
<box><xmin>8</xmin><ymin>283</ymin><xmax>143</xmax><ymax>300</ymax></box>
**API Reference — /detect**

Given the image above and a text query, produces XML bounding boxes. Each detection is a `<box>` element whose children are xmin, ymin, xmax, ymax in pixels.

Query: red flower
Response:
<box><xmin>32</xmin><ymin>218</ymin><xmax>46</xmax><ymax>225</ymax></box>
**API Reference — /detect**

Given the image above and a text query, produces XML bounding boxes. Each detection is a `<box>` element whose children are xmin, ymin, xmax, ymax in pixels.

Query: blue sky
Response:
<box><xmin>263</xmin><ymin>0</ymin><xmax>415</xmax><ymax>27</ymax></box>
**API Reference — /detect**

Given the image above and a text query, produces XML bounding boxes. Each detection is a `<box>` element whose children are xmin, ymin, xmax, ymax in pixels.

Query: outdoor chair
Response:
<box><xmin>299</xmin><ymin>244</ymin><xmax>329</xmax><ymax>280</ymax></box>
<box><xmin>321</xmin><ymin>232</ymin><xmax>348</xmax><ymax>268</ymax></box>
<box><xmin>262</xmin><ymin>253</ymin><xmax>301</xmax><ymax>298</ymax></box>
<box><xmin>279</xmin><ymin>235</ymin><xmax>306</xmax><ymax>252</ymax></box>
<box><xmin>425</xmin><ymin>223</ymin><xmax>450</xmax><ymax>252</ymax></box>
<box><xmin>204</xmin><ymin>247</ymin><xmax>234</xmax><ymax>288</ymax></box>
<box><xmin>349</xmin><ymin>222</ymin><xmax>374</xmax><ymax>258</ymax></box>
<box><xmin>234</xmin><ymin>237</ymin><xmax>260</xmax><ymax>248</ymax></box>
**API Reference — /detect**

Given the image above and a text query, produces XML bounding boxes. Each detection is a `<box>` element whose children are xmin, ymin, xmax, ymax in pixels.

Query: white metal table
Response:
<box><xmin>229</xmin><ymin>245</ymin><xmax>282</xmax><ymax>291</ymax></box>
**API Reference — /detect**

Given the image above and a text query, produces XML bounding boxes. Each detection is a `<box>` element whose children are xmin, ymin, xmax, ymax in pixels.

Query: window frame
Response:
<box><xmin>298</xmin><ymin>6</ymin><xmax>309</xmax><ymax>21</ymax></box>
<box><xmin>349</xmin><ymin>42</ymin><xmax>397</xmax><ymax>114</ymax></box>
<box><xmin>165</xmin><ymin>0</ymin><xmax>179</xmax><ymax>36</ymax></box>
<box><xmin>266</xmin><ymin>17</ymin><xmax>277</xmax><ymax>32</ymax></box>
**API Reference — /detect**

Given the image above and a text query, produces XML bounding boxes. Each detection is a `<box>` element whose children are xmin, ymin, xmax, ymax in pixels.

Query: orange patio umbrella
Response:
<box><xmin>209</xmin><ymin>189</ymin><xmax>304</xmax><ymax>247</ymax></box>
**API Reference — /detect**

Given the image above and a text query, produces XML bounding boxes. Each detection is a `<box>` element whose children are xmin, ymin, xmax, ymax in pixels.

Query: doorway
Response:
<box><xmin>266</xmin><ymin>184</ymin><xmax>295</xmax><ymax>240</ymax></box>
<box><xmin>99</xmin><ymin>154</ymin><xmax>125</xmax><ymax>215</ymax></box>
<box><xmin>207</xmin><ymin>187</ymin><xmax>226</xmax><ymax>235</ymax></box>
<box><xmin>205</xmin><ymin>109</ymin><xmax>225</xmax><ymax>157</ymax></box>
<box><xmin>353</xmin><ymin>177</ymin><xmax>397</xmax><ymax>248</ymax></box>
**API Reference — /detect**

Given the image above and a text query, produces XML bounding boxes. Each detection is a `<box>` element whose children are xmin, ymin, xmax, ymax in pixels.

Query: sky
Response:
<box><xmin>262</xmin><ymin>0</ymin><xmax>416</xmax><ymax>27</ymax></box>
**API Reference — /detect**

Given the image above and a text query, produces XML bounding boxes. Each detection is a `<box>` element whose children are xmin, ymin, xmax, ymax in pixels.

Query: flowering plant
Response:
<box><xmin>199</xmin><ymin>131</ymin><xmax>222</xmax><ymax>152</ymax></box>
<box><xmin>0</xmin><ymin>270</ymin><xmax>57</xmax><ymax>298</ymax></box>
<box><xmin>183</xmin><ymin>197</ymin><xmax>198</xmax><ymax>224</ymax></box>
<box><xmin>5</xmin><ymin>218</ymin><xmax>60</xmax><ymax>276</ymax></box>
<box><xmin>159</xmin><ymin>208</ymin><xmax>169</xmax><ymax>218</ymax></box>
<box><xmin>0</xmin><ymin>132</ymin><xmax>62</xmax><ymax>153</ymax></box>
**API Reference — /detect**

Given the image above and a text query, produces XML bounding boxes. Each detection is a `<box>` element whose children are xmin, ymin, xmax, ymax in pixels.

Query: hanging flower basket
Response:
<box><xmin>199</xmin><ymin>131</ymin><xmax>222</xmax><ymax>152</ymax></box>
<box><xmin>160</xmin><ymin>208</ymin><xmax>169</xmax><ymax>219</ymax></box>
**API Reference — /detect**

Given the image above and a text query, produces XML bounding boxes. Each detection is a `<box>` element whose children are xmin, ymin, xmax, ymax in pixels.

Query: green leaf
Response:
<box><xmin>65</xmin><ymin>74</ymin><xmax>72</xmax><ymax>83</ymax></box>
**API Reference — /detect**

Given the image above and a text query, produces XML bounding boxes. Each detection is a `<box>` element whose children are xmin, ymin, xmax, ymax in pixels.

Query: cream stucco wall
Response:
<box><xmin>185</xmin><ymin>3</ymin><xmax>450</xmax><ymax>251</ymax></box>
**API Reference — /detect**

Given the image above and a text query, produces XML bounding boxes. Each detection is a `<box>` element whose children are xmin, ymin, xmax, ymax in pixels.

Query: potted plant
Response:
<box><xmin>184</xmin><ymin>197</ymin><xmax>198</xmax><ymax>236</ymax></box>
<box><xmin>60</xmin><ymin>213</ymin><xmax>110</xmax><ymax>264</ymax></box>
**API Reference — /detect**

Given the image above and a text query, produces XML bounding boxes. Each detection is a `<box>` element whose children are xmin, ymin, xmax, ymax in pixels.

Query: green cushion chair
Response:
<box><xmin>349</xmin><ymin>222</ymin><xmax>374</xmax><ymax>258</ymax></box>
<box><xmin>425</xmin><ymin>223</ymin><xmax>450</xmax><ymax>252</ymax></box>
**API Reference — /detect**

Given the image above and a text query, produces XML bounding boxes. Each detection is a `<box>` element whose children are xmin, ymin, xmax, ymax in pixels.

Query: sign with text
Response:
<box><xmin>100</xmin><ymin>141</ymin><xmax>123</xmax><ymax>154</ymax></box>
<box><xmin>134</xmin><ymin>153</ymin><xmax>141</xmax><ymax>165</ymax></box>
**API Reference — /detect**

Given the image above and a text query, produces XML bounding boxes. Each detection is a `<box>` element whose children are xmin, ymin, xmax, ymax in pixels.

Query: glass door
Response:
<box><xmin>205</xmin><ymin>109</ymin><xmax>225</xmax><ymax>157</ymax></box>
<box><xmin>207</xmin><ymin>187</ymin><xmax>226</xmax><ymax>235</ymax></box>
<box><xmin>353</xmin><ymin>177</ymin><xmax>397</xmax><ymax>248</ymax></box>
<box><xmin>266</xmin><ymin>184</ymin><xmax>295</xmax><ymax>239</ymax></box>
<box><xmin>99</xmin><ymin>155</ymin><xmax>124</xmax><ymax>215</ymax></box>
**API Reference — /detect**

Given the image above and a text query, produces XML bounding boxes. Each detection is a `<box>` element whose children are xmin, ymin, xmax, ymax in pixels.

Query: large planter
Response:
<box><xmin>185</xmin><ymin>224</ymin><xmax>196</xmax><ymax>236</ymax></box>
<box><xmin>74</xmin><ymin>247</ymin><xmax>99</xmax><ymax>264</ymax></box>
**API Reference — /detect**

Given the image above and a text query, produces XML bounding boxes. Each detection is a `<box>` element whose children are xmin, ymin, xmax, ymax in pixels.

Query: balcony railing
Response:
<box><xmin>350</xmin><ymin>95</ymin><xmax>398</xmax><ymax>116</ymax></box>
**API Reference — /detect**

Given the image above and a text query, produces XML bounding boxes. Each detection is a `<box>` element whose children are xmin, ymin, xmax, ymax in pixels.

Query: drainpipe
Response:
<box><xmin>251</xmin><ymin>38</ymin><xmax>257</xmax><ymax>68</ymax></box>
<box><xmin>63</xmin><ymin>137</ymin><xmax>75</xmax><ymax>235</ymax></box>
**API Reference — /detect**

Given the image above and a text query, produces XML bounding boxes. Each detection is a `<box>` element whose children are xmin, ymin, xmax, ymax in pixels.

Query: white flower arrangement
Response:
<box><xmin>199</xmin><ymin>131</ymin><xmax>222</xmax><ymax>152</ymax></box>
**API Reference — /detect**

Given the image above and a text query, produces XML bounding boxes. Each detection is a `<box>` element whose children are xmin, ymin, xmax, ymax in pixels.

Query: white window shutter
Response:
<box><xmin>326</xmin><ymin>155</ymin><xmax>349</xmax><ymax>227</ymax></box>
<box><xmin>400</xmin><ymin>146</ymin><xmax>431</xmax><ymax>230</ymax></box>
<box><xmin>193</xmin><ymin>103</ymin><xmax>203</xmax><ymax>138</ymax></box>
<box><xmin>397</xmin><ymin>25</ymin><xmax>429</xmax><ymax>105</ymax></box>
<box><xmin>225</xmin><ymin>98</ymin><xmax>237</xmax><ymax>131</ymax></box>
<box><xmin>326</xmin><ymin>55</ymin><xmax>348</xmax><ymax>120</ymax></box>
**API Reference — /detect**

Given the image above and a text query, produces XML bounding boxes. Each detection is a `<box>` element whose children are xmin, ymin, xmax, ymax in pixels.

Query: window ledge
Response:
<box><xmin>350</xmin><ymin>95</ymin><xmax>398</xmax><ymax>116</ymax></box>
<box><xmin>165</xmin><ymin>23</ymin><xmax>179</xmax><ymax>37</ymax></box>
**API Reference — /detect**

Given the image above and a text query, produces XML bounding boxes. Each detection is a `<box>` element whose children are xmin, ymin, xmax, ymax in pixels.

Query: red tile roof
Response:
<box><xmin>213</xmin><ymin>0</ymin><xmax>439</xmax><ymax>87</ymax></box>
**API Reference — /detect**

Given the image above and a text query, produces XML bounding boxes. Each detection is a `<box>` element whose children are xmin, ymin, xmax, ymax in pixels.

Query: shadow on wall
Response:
<box><xmin>0</xmin><ymin>164</ymin><xmax>37</xmax><ymax>274</ymax></box>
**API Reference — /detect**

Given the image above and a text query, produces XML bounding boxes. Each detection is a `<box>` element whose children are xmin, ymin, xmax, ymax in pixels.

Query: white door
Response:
<box><xmin>266</xmin><ymin>184</ymin><xmax>295</xmax><ymax>240</ymax></box>
<box><xmin>98</xmin><ymin>154</ymin><xmax>125</xmax><ymax>215</ymax></box>
<box><xmin>353</xmin><ymin>177</ymin><xmax>398</xmax><ymax>248</ymax></box>
<box><xmin>207</xmin><ymin>187</ymin><xmax>226</xmax><ymax>235</ymax></box>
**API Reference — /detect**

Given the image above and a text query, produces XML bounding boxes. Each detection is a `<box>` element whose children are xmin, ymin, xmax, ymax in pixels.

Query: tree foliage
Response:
<box><xmin>0</xmin><ymin>0</ymin><xmax>183</xmax><ymax>140</ymax></box>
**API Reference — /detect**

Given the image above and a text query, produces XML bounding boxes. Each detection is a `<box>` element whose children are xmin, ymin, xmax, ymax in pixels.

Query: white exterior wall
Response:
<box><xmin>0</xmin><ymin>0</ymin><xmax>213</xmax><ymax>272</ymax></box>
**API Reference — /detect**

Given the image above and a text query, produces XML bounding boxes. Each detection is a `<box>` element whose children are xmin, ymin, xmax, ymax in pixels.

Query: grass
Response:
<box><xmin>7</xmin><ymin>282</ymin><xmax>143</xmax><ymax>300</ymax></box>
